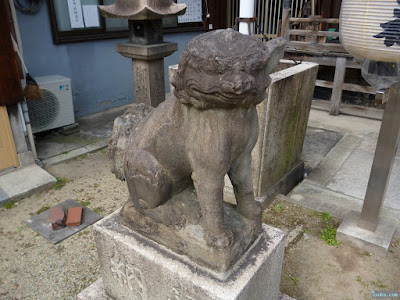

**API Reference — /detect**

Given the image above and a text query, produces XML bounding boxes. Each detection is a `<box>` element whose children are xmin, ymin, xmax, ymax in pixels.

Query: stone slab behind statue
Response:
<box><xmin>78</xmin><ymin>210</ymin><xmax>285</xmax><ymax>300</ymax></box>
<box><xmin>252</xmin><ymin>60</ymin><xmax>318</xmax><ymax>205</ymax></box>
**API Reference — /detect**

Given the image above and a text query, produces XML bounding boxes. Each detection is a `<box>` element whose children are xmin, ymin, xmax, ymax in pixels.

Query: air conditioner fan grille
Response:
<box><xmin>27</xmin><ymin>89</ymin><xmax>60</xmax><ymax>131</ymax></box>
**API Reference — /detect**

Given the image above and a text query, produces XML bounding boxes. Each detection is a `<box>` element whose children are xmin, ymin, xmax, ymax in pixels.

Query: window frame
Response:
<box><xmin>46</xmin><ymin>0</ymin><xmax>208</xmax><ymax>44</ymax></box>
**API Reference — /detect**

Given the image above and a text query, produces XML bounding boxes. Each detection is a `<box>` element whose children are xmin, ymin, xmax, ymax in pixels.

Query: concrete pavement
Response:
<box><xmin>289</xmin><ymin>109</ymin><xmax>400</xmax><ymax>238</ymax></box>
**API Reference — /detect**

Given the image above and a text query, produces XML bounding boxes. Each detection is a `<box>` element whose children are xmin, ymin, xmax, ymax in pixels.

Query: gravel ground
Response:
<box><xmin>0</xmin><ymin>150</ymin><xmax>128</xmax><ymax>300</ymax></box>
<box><xmin>0</xmin><ymin>150</ymin><xmax>399</xmax><ymax>300</ymax></box>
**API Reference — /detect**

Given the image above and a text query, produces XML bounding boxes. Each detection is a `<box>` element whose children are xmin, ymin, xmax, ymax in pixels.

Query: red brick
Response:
<box><xmin>66</xmin><ymin>207</ymin><xmax>83</xmax><ymax>227</ymax></box>
<box><xmin>50</xmin><ymin>206</ymin><xmax>66</xmax><ymax>230</ymax></box>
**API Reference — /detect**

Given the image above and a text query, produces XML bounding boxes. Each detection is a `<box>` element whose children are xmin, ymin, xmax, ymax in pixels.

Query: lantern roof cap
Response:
<box><xmin>98</xmin><ymin>0</ymin><xmax>186</xmax><ymax>20</ymax></box>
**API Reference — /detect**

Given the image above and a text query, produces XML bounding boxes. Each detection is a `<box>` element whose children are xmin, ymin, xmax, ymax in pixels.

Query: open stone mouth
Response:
<box><xmin>189</xmin><ymin>87</ymin><xmax>256</xmax><ymax>103</ymax></box>
<box><xmin>215</xmin><ymin>92</ymin><xmax>252</xmax><ymax>102</ymax></box>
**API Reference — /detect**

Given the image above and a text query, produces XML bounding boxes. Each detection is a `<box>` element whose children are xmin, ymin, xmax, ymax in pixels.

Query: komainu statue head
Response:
<box><xmin>171</xmin><ymin>28</ymin><xmax>286</xmax><ymax>109</ymax></box>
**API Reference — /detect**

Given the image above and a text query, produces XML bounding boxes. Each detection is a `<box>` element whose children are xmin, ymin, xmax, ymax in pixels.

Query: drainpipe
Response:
<box><xmin>239</xmin><ymin>0</ymin><xmax>255</xmax><ymax>35</ymax></box>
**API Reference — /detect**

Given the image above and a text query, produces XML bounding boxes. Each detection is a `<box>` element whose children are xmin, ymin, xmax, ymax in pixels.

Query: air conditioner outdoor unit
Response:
<box><xmin>26</xmin><ymin>75</ymin><xmax>75</xmax><ymax>134</ymax></box>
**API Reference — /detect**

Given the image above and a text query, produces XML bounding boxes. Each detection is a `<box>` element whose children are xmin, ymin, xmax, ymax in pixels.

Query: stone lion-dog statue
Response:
<box><xmin>109</xmin><ymin>29</ymin><xmax>285</xmax><ymax>250</ymax></box>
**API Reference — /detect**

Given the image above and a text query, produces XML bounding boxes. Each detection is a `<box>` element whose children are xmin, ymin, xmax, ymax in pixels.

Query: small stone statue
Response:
<box><xmin>109</xmin><ymin>29</ymin><xmax>285</xmax><ymax>271</ymax></box>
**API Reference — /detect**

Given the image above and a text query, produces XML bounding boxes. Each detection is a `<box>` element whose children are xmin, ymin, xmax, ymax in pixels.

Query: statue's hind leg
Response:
<box><xmin>122</xmin><ymin>149</ymin><xmax>187</xmax><ymax>228</ymax></box>
<box><xmin>124</xmin><ymin>150</ymin><xmax>173</xmax><ymax>211</ymax></box>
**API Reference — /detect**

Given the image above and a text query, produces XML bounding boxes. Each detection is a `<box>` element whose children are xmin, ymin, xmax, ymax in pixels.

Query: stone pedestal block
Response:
<box><xmin>132</xmin><ymin>59</ymin><xmax>165</xmax><ymax>107</ymax></box>
<box><xmin>119</xmin><ymin>190</ymin><xmax>260</xmax><ymax>273</ymax></box>
<box><xmin>116</xmin><ymin>43</ymin><xmax>177</xmax><ymax>61</ymax></box>
<box><xmin>116</xmin><ymin>42</ymin><xmax>178</xmax><ymax>107</ymax></box>
<box><xmin>80</xmin><ymin>210</ymin><xmax>285</xmax><ymax>300</ymax></box>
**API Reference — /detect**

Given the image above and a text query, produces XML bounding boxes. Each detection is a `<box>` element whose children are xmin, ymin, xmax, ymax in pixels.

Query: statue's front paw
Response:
<box><xmin>206</xmin><ymin>228</ymin><xmax>234</xmax><ymax>249</ymax></box>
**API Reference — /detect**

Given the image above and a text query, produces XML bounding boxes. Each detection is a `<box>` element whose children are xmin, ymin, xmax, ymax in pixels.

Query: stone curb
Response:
<box><xmin>42</xmin><ymin>139</ymin><xmax>109</xmax><ymax>167</ymax></box>
<box><xmin>0</xmin><ymin>164</ymin><xmax>57</xmax><ymax>206</ymax></box>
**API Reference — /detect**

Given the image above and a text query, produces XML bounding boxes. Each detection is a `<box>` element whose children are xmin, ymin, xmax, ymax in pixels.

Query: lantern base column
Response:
<box><xmin>337</xmin><ymin>211</ymin><xmax>395</xmax><ymax>254</ymax></box>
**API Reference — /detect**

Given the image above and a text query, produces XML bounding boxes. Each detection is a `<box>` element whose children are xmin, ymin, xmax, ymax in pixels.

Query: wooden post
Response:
<box><xmin>329</xmin><ymin>57</ymin><xmax>346</xmax><ymax>116</ymax></box>
<box><xmin>281</xmin><ymin>0</ymin><xmax>292</xmax><ymax>39</ymax></box>
<box><xmin>358</xmin><ymin>83</ymin><xmax>400</xmax><ymax>232</ymax></box>
<box><xmin>311</xmin><ymin>0</ymin><xmax>315</xmax><ymax>16</ymax></box>
<box><xmin>281</xmin><ymin>8</ymin><xmax>291</xmax><ymax>39</ymax></box>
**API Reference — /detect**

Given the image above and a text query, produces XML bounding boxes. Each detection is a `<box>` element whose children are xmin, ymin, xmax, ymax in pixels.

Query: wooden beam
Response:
<box><xmin>316</xmin><ymin>79</ymin><xmax>376</xmax><ymax>94</ymax></box>
<box><xmin>288</xmin><ymin>29</ymin><xmax>340</xmax><ymax>37</ymax></box>
<box><xmin>312</xmin><ymin>100</ymin><xmax>384</xmax><ymax>121</ymax></box>
<box><xmin>284</xmin><ymin>53</ymin><xmax>361</xmax><ymax>68</ymax></box>
<box><xmin>289</xmin><ymin>17</ymin><xmax>340</xmax><ymax>24</ymax></box>
<box><xmin>287</xmin><ymin>41</ymin><xmax>346</xmax><ymax>53</ymax></box>
<box><xmin>254</xmin><ymin>33</ymin><xmax>278</xmax><ymax>39</ymax></box>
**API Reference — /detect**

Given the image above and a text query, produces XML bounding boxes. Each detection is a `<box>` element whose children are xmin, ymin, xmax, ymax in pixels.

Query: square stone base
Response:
<box><xmin>81</xmin><ymin>211</ymin><xmax>285</xmax><ymax>300</ymax></box>
<box><xmin>337</xmin><ymin>211</ymin><xmax>396</xmax><ymax>254</ymax></box>
<box><xmin>78</xmin><ymin>279</ymin><xmax>296</xmax><ymax>300</ymax></box>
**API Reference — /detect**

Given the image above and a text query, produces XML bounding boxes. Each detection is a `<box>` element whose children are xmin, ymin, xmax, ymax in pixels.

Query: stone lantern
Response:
<box><xmin>98</xmin><ymin>0</ymin><xmax>186</xmax><ymax>107</ymax></box>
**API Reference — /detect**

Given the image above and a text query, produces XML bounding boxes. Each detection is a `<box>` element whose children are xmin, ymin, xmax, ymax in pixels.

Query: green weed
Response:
<box><xmin>320</xmin><ymin>225</ymin><xmax>341</xmax><ymax>246</ymax></box>
<box><xmin>4</xmin><ymin>201</ymin><xmax>16</xmax><ymax>209</ymax></box>
<box><xmin>93</xmin><ymin>206</ymin><xmax>105</xmax><ymax>214</ymax></box>
<box><xmin>23</xmin><ymin>243</ymin><xmax>34</xmax><ymax>248</ymax></box>
<box><xmin>53</xmin><ymin>177</ymin><xmax>69</xmax><ymax>190</ymax></box>
<box><xmin>356</xmin><ymin>275</ymin><xmax>368</xmax><ymax>288</ymax></box>
<box><xmin>274</xmin><ymin>203</ymin><xmax>282</xmax><ymax>212</ymax></box>
<box><xmin>77</xmin><ymin>231</ymin><xmax>89</xmax><ymax>237</ymax></box>
<box><xmin>78</xmin><ymin>200</ymin><xmax>91</xmax><ymax>207</ymax></box>
<box><xmin>290</xmin><ymin>275</ymin><xmax>299</xmax><ymax>285</ymax></box>
<box><xmin>17</xmin><ymin>225</ymin><xmax>27</xmax><ymax>232</ymax></box>
<box><xmin>312</xmin><ymin>210</ymin><xmax>321</xmax><ymax>217</ymax></box>
<box><xmin>370</xmin><ymin>280</ymin><xmax>387</xmax><ymax>289</ymax></box>
<box><xmin>36</xmin><ymin>206</ymin><xmax>51</xmax><ymax>215</ymax></box>
<box><xmin>320</xmin><ymin>212</ymin><xmax>332</xmax><ymax>222</ymax></box>
<box><xmin>55</xmin><ymin>245</ymin><xmax>64</xmax><ymax>253</ymax></box>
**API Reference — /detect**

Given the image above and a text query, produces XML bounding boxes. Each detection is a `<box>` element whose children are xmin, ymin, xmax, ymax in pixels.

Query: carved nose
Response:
<box><xmin>221</xmin><ymin>73</ymin><xmax>253</xmax><ymax>95</ymax></box>
<box><xmin>232</xmin><ymin>75</ymin><xmax>253</xmax><ymax>94</ymax></box>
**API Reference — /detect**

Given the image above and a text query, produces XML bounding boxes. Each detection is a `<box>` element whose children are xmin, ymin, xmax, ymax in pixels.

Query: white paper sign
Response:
<box><xmin>67</xmin><ymin>0</ymin><xmax>84</xmax><ymax>29</ymax></box>
<box><xmin>178</xmin><ymin>0</ymin><xmax>202</xmax><ymax>23</ymax></box>
<box><xmin>83</xmin><ymin>5</ymin><xmax>100</xmax><ymax>28</ymax></box>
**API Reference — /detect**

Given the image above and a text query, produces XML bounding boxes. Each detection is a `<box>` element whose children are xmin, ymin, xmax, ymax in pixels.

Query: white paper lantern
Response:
<box><xmin>340</xmin><ymin>0</ymin><xmax>400</xmax><ymax>63</ymax></box>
